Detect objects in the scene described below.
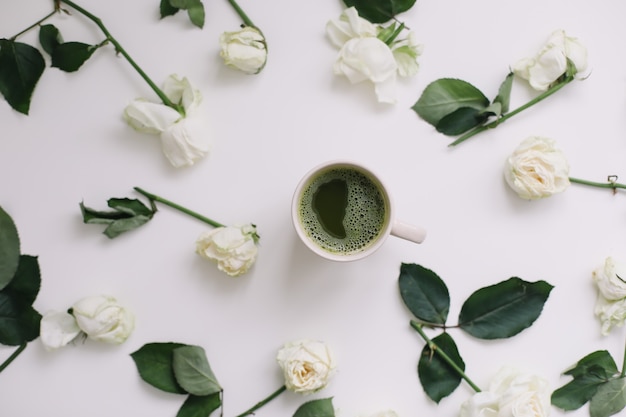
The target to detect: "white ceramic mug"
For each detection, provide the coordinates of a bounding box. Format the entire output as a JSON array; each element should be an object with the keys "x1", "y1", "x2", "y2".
[{"x1": 291, "y1": 160, "x2": 426, "y2": 262}]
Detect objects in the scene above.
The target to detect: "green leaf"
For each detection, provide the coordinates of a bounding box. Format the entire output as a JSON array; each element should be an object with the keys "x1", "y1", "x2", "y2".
[
  {"x1": 160, "y1": 0, "x2": 180, "y2": 18},
  {"x1": 80, "y1": 198, "x2": 155, "y2": 239},
  {"x1": 130, "y1": 342, "x2": 188, "y2": 394},
  {"x1": 293, "y1": 397, "x2": 335, "y2": 417},
  {"x1": 590, "y1": 377, "x2": 626, "y2": 417},
  {"x1": 398, "y1": 263, "x2": 449, "y2": 325},
  {"x1": 3, "y1": 255, "x2": 41, "y2": 306},
  {"x1": 565, "y1": 350, "x2": 619, "y2": 379},
  {"x1": 51, "y1": 42, "x2": 97, "y2": 72},
  {"x1": 39, "y1": 24, "x2": 63, "y2": 56},
  {"x1": 492, "y1": 72, "x2": 514, "y2": 114},
  {"x1": 173, "y1": 345, "x2": 221, "y2": 396},
  {"x1": 418, "y1": 332, "x2": 464, "y2": 403},
  {"x1": 458, "y1": 277, "x2": 553, "y2": 339},
  {"x1": 435, "y1": 107, "x2": 488, "y2": 135},
  {"x1": 552, "y1": 372, "x2": 613, "y2": 411},
  {"x1": 169, "y1": 0, "x2": 205, "y2": 28},
  {"x1": 176, "y1": 393, "x2": 222, "y2": 417},
  {"x1": 0, "y1": 206, "x2": 20, "y2": 291},
  {"x1": 0, "y1": 39, "x2": 45, "y2": 114},
  {"x1": 343, "y1": 0, "x2": 417, "y2": 23},
  {"x1": 411, "y1": 78, "x2": 489, "y2": 128},
  {"x1": 0, "y1": 293, "x2": 41, "y2": 345}
]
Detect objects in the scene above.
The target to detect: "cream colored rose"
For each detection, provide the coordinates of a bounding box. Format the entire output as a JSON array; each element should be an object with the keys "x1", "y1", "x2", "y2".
[
  {"x1": 40, "y1": 310, "x2": 81, "y2": 351},
  {"x1": 504, "y1": 136, "x2": 570, "y2": 200},
  {"x1": 513, "y1": 29, "x2": 588, "y2": 91},
  {"x1": 593, "y1": 257, "x2": 626, "y2": 300},
  {"x1": 71, "y1": 295, "x2": 135, "y2": 344},
  {"x1": 460, "y1": 367, "x2": 550, "y2": 417},
  {"x1": 594, "y1": 295, "x2": 626, "y2": 336},
  {"x1": 196, "y1": 224, "x2": 258, "y2": 277},
  {"x1": 276, "y1": 339, "x2": 335, "y2": 394},
  {"x1": 391, "y1": 30, "x2": 423, "y2": 78},
  {"x1": 326, "y1": 6, "x2": 377, "y2": 48},
  {"x1": 219, "y1": 26, "x2": 267, "y2": 75}
]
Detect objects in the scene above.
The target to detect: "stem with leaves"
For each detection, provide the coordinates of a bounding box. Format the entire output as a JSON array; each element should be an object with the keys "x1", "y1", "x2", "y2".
[
  {"x1": 0, "y1": 344, "x2": 27, "y2": 373},
  {"x1": 234, "y1": 385, "x2": 287, "y2": 417},
  {"x1": 410, "y1": 320, "x2": 482, "y2": 393}
]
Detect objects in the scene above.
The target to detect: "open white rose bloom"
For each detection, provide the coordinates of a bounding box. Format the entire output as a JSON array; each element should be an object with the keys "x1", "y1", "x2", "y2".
[
  {"x1": 592, "y1": 257, "x2": 626, "y2": 335},
  {"x1": 276, "y1": 339, "x2": 335, "y2": 394},
  {"x1": 195, "y1": 224, "x2": 259, "y2": 277},
  {"x1": 71, "y1": 295, "x2": 135, "y2": 344},
  {"x1": 123, "y1": 74, "x2": 210, "y2": 168}
]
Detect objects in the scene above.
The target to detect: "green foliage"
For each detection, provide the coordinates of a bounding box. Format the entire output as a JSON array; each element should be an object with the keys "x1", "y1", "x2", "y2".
[
  {"x1": 131, "y1": 342, "x2": 188, "y2": 394},
  {"x1": 162, "y1": 0, "x2": 205, "y2": 28},
  {"x1": 177, "y1": 394, "x2": 222, "y2": 417},
  {"x1": 590, "y1": 378, "x2": 626, "y2": 417},
  {"x1": 418, "y1": 332, "x2": 464, "y2": 403},
  {"x1": 0, "y1": 207, "x2": 20, "y2": 290},
  {"x1": 172, "y1": 345, "x2": 222, "y2": 396},
  {"x1": 0, "y1": 39, "x2": 45, "y2": 114},
  {"x1": 399, "y1": 263, "x2": 449, "y2": 325},
  {"x1": 39, "y1": 24, "x2": 63, "y2": 55},
  {"x1": 80, "y1": 197, "x2": 156, "y2": 238},
  {"x1": 51, "y1": 41, "x2": 97, "y2": 72},
  {"x1": 343, "y1": 0, "x2": 416, "y2": 23},
  {"x1": 293, "y1": 398, "x2": 335, "y2": 417}
]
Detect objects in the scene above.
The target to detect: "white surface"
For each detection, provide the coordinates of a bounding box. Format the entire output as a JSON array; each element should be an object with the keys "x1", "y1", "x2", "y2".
[{"x1": 2, "y1": 0, "x2": 626, "y2": 416}]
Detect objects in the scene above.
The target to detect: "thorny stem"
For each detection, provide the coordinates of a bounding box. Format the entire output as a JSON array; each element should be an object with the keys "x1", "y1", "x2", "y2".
[
  {"x1": 56, "y1": 0, "x2": 183, "y2": 115},
  {"x1": 10, "y1": 10, "x2": 57, "y2": 40},
  {"x1": 569, "y1": 176, "x2": 626, "y2": 193},
  {"x1": 410, "y1": 320, "x2": 482, "y2": 393},
  {"x1": 133, "y1": 187, "x2": 224, "y2": 228},
  {"x1": 0, "y1": 343, "x2": 27, "y2": 373},
  {"x1": 234, "y1": 385, "x2": 287, "y2": 417}
]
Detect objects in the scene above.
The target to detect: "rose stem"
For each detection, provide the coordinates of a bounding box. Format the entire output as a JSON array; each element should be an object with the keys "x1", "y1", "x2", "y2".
[
  {"x1": 57, "y1": 0, "x2": 183, "y2": 115},
  {"x1": 569, "y1": 177, "x2": 626, "y2": 191},
  {"x1": 410, "y1": 320, "x2": 482, "y2": 393},
  {"x1": 133, "y1": 187, "x2": 224, "y2": 228},
  {"x1": 234, "y1": 385, "x2": 287, "y2": 417},
  {"x1": 226, "y1": 0, "x2": 256, "y2": 28},
  {"x1": 9, "y1": 10, "x2": 57, "y2": 40},
  {"x1": 0, "y1": 343, "x2": 27, "y2": 373}
]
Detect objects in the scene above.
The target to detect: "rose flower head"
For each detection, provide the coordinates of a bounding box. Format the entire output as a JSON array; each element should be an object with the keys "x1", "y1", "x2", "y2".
[{"x1": 276, "y1": 339, "x2": 335, "y2": 394}]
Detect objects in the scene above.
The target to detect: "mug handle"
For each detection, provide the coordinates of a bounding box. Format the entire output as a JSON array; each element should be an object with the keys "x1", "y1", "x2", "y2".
[{"x1": 391, "y1": 220, "x2": 427, "y2": 244}]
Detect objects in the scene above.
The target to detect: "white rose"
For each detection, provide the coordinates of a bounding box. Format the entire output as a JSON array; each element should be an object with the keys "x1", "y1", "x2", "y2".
[
  {"x1": 123, "y1": 74, "x2": 210, "y2": 168},
  {"x1": 461, "y1": 367, "x2": 550, "y2": 417},
  {"x1": 594, "y1": 295, "x2": 626, "y2": 336},
  {"x1": 592, "y1": 257, "x2": 626, "y2": 300},
  {"x1": 391, "y1": 30, "x2": 424, "y2": 77},
  {"x1": 326, "y1": 6, "x2": 377, "y2": 48},
  {"x1": 276, "y1": 339, "x2": 335, "y2": 394},
  {"x1": 39, "y1": 310, "x2": 81, "y2": 351},
  {"x1": 513, "y1": 29, "x2": 588, "y2": 91},
  {"x1": 71, "y1": 295, "x2": 135, "y2": 344},
  {"x1": 219, "y1": 26, "x2": 267, "y2": 75},
  {"x1": 504, "y1": 136, "x2": 570, "y2": 200},
  {"x1": 196, "y1": 224, "x2": 259, "y2": 277},
  {"x1": 333, "y1": 36, "x2": 398, "y2": 103}
]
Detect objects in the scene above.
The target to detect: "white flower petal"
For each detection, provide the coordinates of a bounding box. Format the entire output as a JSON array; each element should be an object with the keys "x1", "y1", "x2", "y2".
[
  {"x1": 40, "y1": 310, "x2": 81, "y2": 351},
  {"x1": 123, "y1": 99, "x2": 181, "y2": 134}
]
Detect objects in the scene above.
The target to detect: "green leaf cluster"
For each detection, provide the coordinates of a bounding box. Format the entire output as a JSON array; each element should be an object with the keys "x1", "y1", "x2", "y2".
[
  {"x1": 343, "y1": 0, "x2": 417, "y2": 23},
  {"x1": 131, "y1": 342, "x2": 222, "y2": 417},
  {"x1": 80, "y1": 197, "x2": 156, "y2": 239},
  {"x1": 0, "y1": 207, "x2": 42, "y2": 347},
  {"x1": 159, "y1": 0, "x2": 205, "y2": 28},
  {"x1": 0, "y1": 24, "x2": 101, "y2": 114},
  {"x1": 398, "y1": 263, "x2": 553, "y2": 403},
  {"x1": 552, "y1": 350, "x2": 626, "y2": 417}
]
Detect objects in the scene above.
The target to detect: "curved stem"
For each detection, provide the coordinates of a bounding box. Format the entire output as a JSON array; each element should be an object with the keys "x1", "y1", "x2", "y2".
[
  {"x1": 449, "y1": 78, "x2": 573, "y2": 147},
  {"x1": 226, "y1": 0, "x2": 256, "y2": 28},
  {"x1": 234, "y1": 385, "x2": 287, "y2": 417},
  {"x1": 569, "y1": 177, "x2": 626, "y2": 192},
  {"x1": 621, "y1": 336, "x2": 626, "y2": 378},
  {"x1": 58, "y1": 0, "x2": 182, "y2": 114},
  {"x1": 0, "y1": 343, "x2": 27, "y2": 373},
  {"x1": 10, "y1": 10, "x2": 57, "y2": 40},
  {"x1": 133, "y1": 187, "x2": 224, "y2": 228},
  {"x1": 410, "y1": 320, "x2": 482, "y2": 393}
]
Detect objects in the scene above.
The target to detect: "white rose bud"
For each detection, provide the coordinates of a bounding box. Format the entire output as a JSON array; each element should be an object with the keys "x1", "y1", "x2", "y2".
[
  {"x1": 71, "y1": 295, "x2": 135, "y2": 344},
  {"x1": 219, "y1": 26, "x2": 267, "y2": 75},
  {"x1": 504, "y1": 136, "x2": 570, "y2": 200},
  {"x1": 276, "y1": 339, "x2": 335, "y2": 394},
  {"x1": 513, "y1": 29, "x2": 588, "y2": 91},
  {"x1": 39, "y1": 310, "x2": 81, "y2": 351},
  {"x1": 196, "y1": 224, "x2": 259, "y2": 277}
]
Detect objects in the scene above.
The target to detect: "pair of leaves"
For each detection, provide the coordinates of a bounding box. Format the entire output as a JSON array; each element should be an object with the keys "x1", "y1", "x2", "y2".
[
  {"x1": 552, "y1": 350, "x2": 626, "y2": 417},
  {"x1": 0, "y1": 207, "x2": 42, "y2": 346},
  {"x1": 411, "y1": 73, "x2": 513, "y2": 137},
  {"x1": 160, "y1": 0, "x2": 205, "y2": 29},
  {"x1": 0, "y1": 24, "x2": 99, "y2": 114},
  {"x1": 131, "y1": 342, "x2": 222, "y2": 417},
  {"x1": 343, "y1": 0, "x2": 416, "y2": 23},
  {"x1": 399, "y1": 263, "x2": 553, "y2": 402},
  {"x1": 80, "y1": 198, "x2": 156, "y2": 239}
]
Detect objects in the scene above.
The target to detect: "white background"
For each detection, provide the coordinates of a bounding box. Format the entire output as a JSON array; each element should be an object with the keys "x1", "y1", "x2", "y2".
[{"x1": 2, "y1": 0, "x2": 626, "y2": 416}]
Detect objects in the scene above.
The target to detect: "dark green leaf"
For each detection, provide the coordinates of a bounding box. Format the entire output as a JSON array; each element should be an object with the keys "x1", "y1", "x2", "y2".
[
  {"x1": 130, "y1": 342, "x2": 188, "y2": 394},
  {"x1": 39, "y1": 24, "x2": 63, "y2": 56},
  {"x1": 169, "y1": 0, "x2": 205, "y2": 28},
  {"x1": 411, "y1": 78, "x2": 489, "y2": 128},
  {"x1": 0, "y1": 39, "x2": 45, "y2": 114},
  {"x1": 0, "y1": 293, "x2": 41, "y2": 345},
  {"x1": 418, "y1": 332, "x2": 464, "y2": 403},
  {"x1": 3, "y1": 255, "x2": 41, "y2": 306},
  {"x1": 51, "y1": 42, "x2": 97, "y2": 72},
  {"x1": 108, "y1": 198, "x2": 155, "y2": 217},
  {"x1": 173, "y1": 345, "x2": 221, "y2": 396},
  {"x1": 435, "y1": 107, "x2": 488, "y2": 135},
  {"x1": 590, "y1": 377, "x2": 626, "y2": 417},
  {"x1": 176, "y1": 393, "x2": 222, "y2": 417},
  {"x1": 493, "y1": 72, "x2": 514, "y2": 114},
  {"x1": 565, "y1": 350, "x2": 619, "y2": 379},
  {"x1": 0, "y1": 206, "x2": 20, "y2": 290},
  {"x1": 343, "y1": 0, "x2": 416, "y2": 23},
  {"x1": 458, "y1": 277, "x2": 553, "y2": 339},
  {"x1": 293, "y1": 397, "x2": 335, "y2": 417},
  {"x1": 552, "y1": 372, "x2": 612, "y2": 411},
  {"x1": 160, "y1": 0, "x2": 180, "y2": 18},
  {"x1": 399, "y1": 263, "x2": 449, "y2": 325},
  {"x1": 80, "y1": 198, "x2": 155, "y2": 239}
]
